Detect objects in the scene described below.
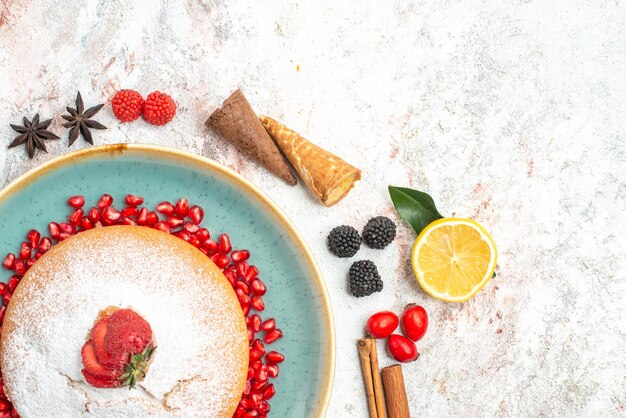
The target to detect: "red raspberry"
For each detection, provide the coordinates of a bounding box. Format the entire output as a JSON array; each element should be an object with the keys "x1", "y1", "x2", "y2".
[
  {"x1": 111, "y1": 89, "x2": 144, "y2": 122},
  {"x1": 143, "y1": 91, "x2": 176, "y2": 126}
]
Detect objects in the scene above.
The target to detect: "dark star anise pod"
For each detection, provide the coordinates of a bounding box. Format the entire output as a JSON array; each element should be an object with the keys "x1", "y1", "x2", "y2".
[
  {"x1": 62, "y1": 91, "x2": 106, "y2": 146},
  {"x1": 9, "y1": 114, "x2": 60, "y2": 159}
]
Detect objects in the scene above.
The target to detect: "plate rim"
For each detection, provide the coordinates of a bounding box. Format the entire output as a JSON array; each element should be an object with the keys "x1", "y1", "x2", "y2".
[{"x1": 0, "y1": 143, "x2": 335, "y2": 417}]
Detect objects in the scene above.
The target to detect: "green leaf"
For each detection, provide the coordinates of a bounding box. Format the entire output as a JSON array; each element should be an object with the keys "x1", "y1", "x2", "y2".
[{"x1": 388, "y1": 186, "x2": 444, "y2": 234}]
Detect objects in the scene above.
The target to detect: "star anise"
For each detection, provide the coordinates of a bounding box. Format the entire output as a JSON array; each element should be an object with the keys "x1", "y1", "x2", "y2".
[
  {"x1": 62, "y1": 91, "x2": 107, "y2": 146},
  {"x1": 9, "y1": 114, "x2": 60, "y2": 159}
]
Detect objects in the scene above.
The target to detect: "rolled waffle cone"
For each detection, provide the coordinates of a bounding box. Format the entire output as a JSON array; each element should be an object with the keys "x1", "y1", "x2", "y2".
[
  {"x1": 206, "y1": 89, "x2": 297, "y2": 186},
  {"x1": 260, "y1": 115, "x2": 361, "y2": 206}
]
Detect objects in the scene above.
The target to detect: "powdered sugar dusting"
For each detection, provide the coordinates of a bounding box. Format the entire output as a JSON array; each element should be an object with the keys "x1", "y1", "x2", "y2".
[{"x1": 0, "y1": 226, "x2": 248, "y2": 417}]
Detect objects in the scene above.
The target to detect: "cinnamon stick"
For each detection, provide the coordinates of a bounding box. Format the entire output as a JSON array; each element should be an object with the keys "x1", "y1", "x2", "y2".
[
  {"x1": 369, "y1": 339, "x2": 387, "y2": 418},
  {"x1": 381, "y1": 365, "x2": 411, "y2": 418},
  {"x1": 357, "y1": 339, "x2": 378, "y2": 418}
]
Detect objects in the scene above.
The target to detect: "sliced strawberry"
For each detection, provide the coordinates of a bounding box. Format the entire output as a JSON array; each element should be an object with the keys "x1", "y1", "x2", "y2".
[
  {"x1": 81, "y1": 341, "x2": 120, "y2": 379},
  {"x1": 105, "y1": 309, "x2": 152, "y2": 355},
  {"x1": 92, "y1": 318, "x2": 111, "y2": 364},
  {"x1": 82, "y1": 369, "x2": 120, "y2": 388}
]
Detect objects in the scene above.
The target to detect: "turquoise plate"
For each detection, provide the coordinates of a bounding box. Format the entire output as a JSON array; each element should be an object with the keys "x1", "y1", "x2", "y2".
[{"x1": 0, "y1": 144, "x2": 335, "y2": 417}]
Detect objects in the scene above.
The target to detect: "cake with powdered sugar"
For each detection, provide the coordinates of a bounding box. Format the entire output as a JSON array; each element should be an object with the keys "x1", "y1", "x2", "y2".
[{"x1": 0, "y1": 226, "x2": 248, "y2": 417}]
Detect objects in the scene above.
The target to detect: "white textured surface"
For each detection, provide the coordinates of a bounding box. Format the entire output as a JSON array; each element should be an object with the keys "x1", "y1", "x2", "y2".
[{"x1": 0, "y1": 1, "x2": 624, "y2": 417}]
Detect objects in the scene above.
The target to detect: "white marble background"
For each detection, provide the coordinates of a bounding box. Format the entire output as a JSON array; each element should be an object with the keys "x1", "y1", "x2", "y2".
[{"x1": 0, "y1": 1, "x2": 624, "y2": 417}]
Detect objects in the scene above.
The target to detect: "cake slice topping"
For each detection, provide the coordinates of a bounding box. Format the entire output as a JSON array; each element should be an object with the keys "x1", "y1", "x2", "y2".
[{"x1": 81, "y1": 308, "x2": 155, "y2": 389}]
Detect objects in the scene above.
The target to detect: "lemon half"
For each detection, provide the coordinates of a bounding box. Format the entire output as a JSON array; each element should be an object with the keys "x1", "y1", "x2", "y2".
[{"x1": 411, "y1": 218, "x2": 497, "y2": 303}]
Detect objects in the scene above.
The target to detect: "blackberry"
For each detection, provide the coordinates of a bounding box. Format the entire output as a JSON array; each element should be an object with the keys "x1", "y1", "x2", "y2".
[
  {"x1": 327, "y1": 225, "x2": 361, "y2": 258},
  {"x1": 349, "y1": 260, "x2": 383, "y2": 297},
  {"x1": 362, "y1": 216, "x2": 396, "y2": 249}
]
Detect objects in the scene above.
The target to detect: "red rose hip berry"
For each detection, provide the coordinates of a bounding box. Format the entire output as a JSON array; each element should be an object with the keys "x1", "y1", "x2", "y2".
[
  {"x1": 365, "y1": 311, "x2": 399, "y2": 339},
  {"x1": 143, "y1": 91, "x2": 176, "y2": 126},
  {"x1": 401, "y1": 304, "x2": 428, "y2": 342},
  {"x1": 387, "y1": 334, "x2": 419, "y2": 363},
  {"x1": 112, "y1": 89, "x2": 144, "y2": 123}
]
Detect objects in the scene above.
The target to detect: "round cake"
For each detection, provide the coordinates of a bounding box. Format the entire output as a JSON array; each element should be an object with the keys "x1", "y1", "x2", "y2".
[{"x1": 0, "y1": 226, "x2": 248, "y2": 417}]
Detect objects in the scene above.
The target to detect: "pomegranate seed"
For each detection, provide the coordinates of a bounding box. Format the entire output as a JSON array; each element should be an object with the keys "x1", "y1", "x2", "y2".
[
  {"x1": 211, "y1": 253, "x2": 229, "y2": 269},
  {"x1": 261, "y1": 318, "x2": 276, "y2": 333},
  {"x1": 18, "y1": 242, "x2": 31, "y2": 260},
  {"x1": 219, "y1": 234, "x2": 232, "y2": 254},
  {"x1": 239, "y1": 398, "x2": 253, "y2": 410},
  {"x1": 3, "y1": 294, "x2": 11, "y2": 305},
  {"x1": 247, "y1": 367, "x2": 255, "y2": 380},
  {"x1": 167, "y1": 216, "x2": 184, "y2": 228},
  {"x1": 59, "y1": 223, "x2": 75, "y2": 234},
  {"x1": 155, "y1": 201, "x2": 175, "y2": 215},
  {"x1": 250, "y1": 349, "x2": 262, "y2": 362},
  {"x1": 189, "y1": 237, "x2": 201, "y2": 248},
  {"x1": 267, "y1": 364, "x2": 279, "y2": 378},
  {"x1": 26, "y1": 230, "x2": 40, "y2": 248},
  {"x1": 25, "y1": 258, "x2": 36, "y2": 269},
  {"x1": 67, "y1": 195, "x2": 85, "y2": 208},
  {"x1": 244, "y1": 410, "x2": 259, "y2": 417},
  {"x1": 87, "y1": 207, "x2": 101, "y2": 222},
  {"x1": 0, "y1": 399, "x2": 10, "y2": 412},
  {"x1": 0, "y1": 306, "x2": 5, "y2": 322},
  {"x1": 175, "y1": 198, "x2": 189, "y2": 217},
  {"x1": 256, "y1": 364, "x2": 269, "y2": 382},
  {"x1": 7, "y1": 276, "x2": 19, "y2": 292},
  {"x1": 231, "y1": 249, "x2": 250, "y2": 262},
  {"x1": 102, "y1": 206, "x2": 121, "y2": 223},
  {"x1": 153, "y1": 222, "x2": 171, "y2": 234},
  {"x1": 121, "y1": 217, "x2": 137, "y2": 225},
  {"x1": 236, "y1": 288, "x2": 251, "y2": 309},
  {"x1": 175, "y1": 231, "x2": 192, "y2": 242},
  {"x1": 251, "y1": 338, "x2": 265, "y2": 354},
  {"x1": 251, "y1": 295, "x2": 265, "y2": 312},
  {"x1": 183, "y1": 222, "x2": 200, "y2": 234},
  {"x1": 2, "y1": 254, "x2": 15, "y2": 270},
  {"x1": 250, "y1": 392, "x2": 262, "y2": 405},
  {"x1": 68, "y1": 209, "x2": 84, "y2": 226},
  {"x1": 13, "y1": 260, "x2": 25, "y2": 275},
  {"x1": 235, "y1": 406, "x2": 246, "y2": 418},
  {"x1": 249, "y1": 315, "x2": 262, "y2": 333},
  {"x1": 38, "y1": 237, "x2": 52, "y2": 253},
  {"x1": 243, "y1": 380, "x2": 252, "y2": 395},
  {"x1": 97, "y1": 194, "x2": 113, "y2": 209},
  {"x1": 197, "y1": 228, "x2": 210, "y2": 242},
  {"x1": 245, "y1": 266, "x2": 259, "y2": 282},
  {"x1": 145, "y1": 212, "x2": 159, "y2": 225},
  {"x1": 80, "y1": 217, "x2": 94, "y2": 229},
  {"x1": 189, "y1": 205, "x2": 204, "y2": 224},
  {"x1": 251, "y1": 379, "x2": 267, "y2": 391},
  {"x1": 0, "y1": 283, "x2": 7, "y2": 296},
  {"x1": 48, "y1": 222, "x2": 61, "y2": 239},
  {"x1": 120, "y1": 207, "x2": 137, "y2": 218},
  {"x1": 135, "y1": 207, "x2": 148, "y2": 224},
  {"x1": 264, "y1": 329, "x2": 283, "y2": 344},
  {"x1": 57, "y1": 232, "x2": 72, "y2": 241},
  {"x1": 242, "y1": 304, "x2": 251, "y2": 317},
  {"x1": 251, "y1": 279, "x2": 267, "y2": 296},
  {"x1": 203, "y1": 239, "x2": 219, "y2": 253},
  {"x1": 258, "y1": 400, "x2": 271, "y2": 412},
  {"x1": 223, "y1": 269, "x2": 237, "y2": 285},
  {"x1": 265, "y1": 351, "x2": 284, "y2": 364},
  {"x1": 235, "y1": 280, "x2": 250, "y2": 295},
  {"x1": 247, "y1": 329, "x2": 254, "y2": 342},
  {"x1": 236, "y1": 261, "x2": 249, "y2": 278},
  {"x1": 125, "y1": 194, "x2": 144, "y2": 206},
  {"x1": 262, "y1": 384, "x2": 276, "y2": 400}
]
